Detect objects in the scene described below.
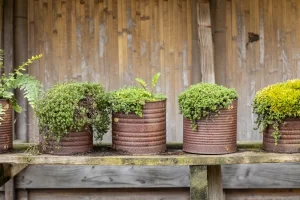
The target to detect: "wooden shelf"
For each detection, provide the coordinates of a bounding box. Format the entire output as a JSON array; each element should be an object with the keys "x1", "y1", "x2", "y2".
[{"x1": 0, "y1": 143, "x2": 299, "y2": 166}]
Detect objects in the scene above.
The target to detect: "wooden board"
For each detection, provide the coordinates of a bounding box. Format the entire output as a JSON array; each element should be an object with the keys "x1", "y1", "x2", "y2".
[
  {"x1": 16, "y1": 166, "x2": 189, "y2": 189},
  {"x1": 12, "y1": 163, "x2": 300, "y2": 189},
  {"x1": 27, "y1": 0, "x2": 195, "y2": 143},
  {"x1": 225, "y1": 189, "x2": 300, "y2": 200},
  {"x1": 27, "y1": 188, "x2": 189, "y2": 200}
]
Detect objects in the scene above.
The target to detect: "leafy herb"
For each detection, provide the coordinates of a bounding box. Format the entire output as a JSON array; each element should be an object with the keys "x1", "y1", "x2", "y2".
[
  {"x1": 110, "y1": 73, "x2": 166, "y2": 117},
  {"x1": 0, "y1": 50, "x2": 42, "y2": 120},
  {"x1": 253, "y1": 79, "x2": 300, "y2": 144},
  {"x1": 35, "y1": 82, "x2": 111, "y2": 142},
  {"x1": 178, "y1": 83, "x2": 238, "y2": 130}
]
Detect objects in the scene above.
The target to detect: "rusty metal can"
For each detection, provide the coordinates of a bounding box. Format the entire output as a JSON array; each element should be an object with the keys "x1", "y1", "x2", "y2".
[
  {"x1": 183, "y1": 100, "x2": 237, "y2": 154},
  {"x1": 0, "y1": 99, "x2": 12, "y2": 153},
  {"x1": 112, "y1": 100, "x2": 166, "y2": 155}
]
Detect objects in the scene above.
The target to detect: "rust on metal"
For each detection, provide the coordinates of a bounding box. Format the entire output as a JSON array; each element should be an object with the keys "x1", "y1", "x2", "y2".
[
  {"x1": 42, "y1": 131, "x2": 93, "y2": 155},
  {"x1": 112, "y1": 100, "x2": 166, "y2": 155},
  {"x1": 183, "y1": 100, "x2": 237, "y2": 155},
  {"x1": 0, "y1": 100, "x2": 12, "y2": 153},
  {"x1": 263, "y1": 118, "x2": 300, "y2": 153}
]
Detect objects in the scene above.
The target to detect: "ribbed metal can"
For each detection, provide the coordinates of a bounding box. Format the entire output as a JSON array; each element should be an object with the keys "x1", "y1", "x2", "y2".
[
  {"x1": 112, "y1": 100, "x2": 166, "y2": 155},
  {"x1": 0, "y1": 99, "x2": 12, "y2": 153},
  {"x1": 42, "y1": 131, "x2": 93, "y2": 155},
  {"x1": 183, "y1": 100, "x2": 237, "y2": 154},
  {"x1": 263, "y1": 118, "x2": 300, "y2": 153}
]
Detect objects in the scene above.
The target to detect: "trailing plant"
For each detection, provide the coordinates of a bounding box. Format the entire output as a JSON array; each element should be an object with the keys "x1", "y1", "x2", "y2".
[
  {"x1": 178, "y1": 83, "x2": 238, "y2": 130},
  {"x1": 35, "y1": 82, "x2": 111, "y2": 142},
  {"x1": 0, "y1": 50, "x2": 42, "y2": 119},
  {"x1": 110, "y1": 73, "x2": 166, "y2": 117},
  {"x1": 253, "y1": 79, "x2": 300, "y2": 144}
]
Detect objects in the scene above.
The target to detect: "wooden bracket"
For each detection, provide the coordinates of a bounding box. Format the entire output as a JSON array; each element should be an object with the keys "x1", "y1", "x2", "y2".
[{"x1": 0, "y1": 164, "x2": 28, "y2": 187}]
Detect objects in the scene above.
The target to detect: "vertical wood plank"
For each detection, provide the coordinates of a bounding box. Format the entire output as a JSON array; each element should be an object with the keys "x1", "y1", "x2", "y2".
[
  {"x1": 190, "y1": 165, "x2": 208, "y2": 200},
  {"x1": 208, "y1": 165, "x2": 224, "y2": 200},
  {"x1": 14, "y1": 0, "x2": 28, "y2": 142},
  {"x1": 18, "y1": 189, "x2": 28, "y2": 200},
  {"x1": 4, "y1": 179, "x2": 14, "y2": 200},
  {"x1": 197, "y1": 0, "x2": 215, "y2": 83},
  {"x1": 212, "y1": 0, "x2": 226, "y2": 86},
  {"x1": 0, "y1": 0, "x2": 3, "y2": 50},
  {"x1": 3, "y1": 0, "x2": 14, "y2": 75}
]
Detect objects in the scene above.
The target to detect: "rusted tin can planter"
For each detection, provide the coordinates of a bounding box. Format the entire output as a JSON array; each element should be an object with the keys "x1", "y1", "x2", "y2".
[
  {"x1": 0, "y1": 100, "x2": 12, "y2": 153},
  {"x1": 112, "y1": 100, "x2": 166, "y2": 155},
  {"x1": 41, "y1": 131, "x2": 93, "y2": 155},
  {"x1": 263, "y1": 118, "x2": 300, "y2": 153},
  {"x1": 183, "y1": 100, "x2": 237, "y2": 154}
]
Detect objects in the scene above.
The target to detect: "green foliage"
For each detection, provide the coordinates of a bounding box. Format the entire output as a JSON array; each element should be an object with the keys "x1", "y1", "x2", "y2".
[
  {"x1": 110, "y1": 73, "x2": 166, "y2": 117},
  {"x1": 253, "y1": 79, "x2": 300, "y2": 144},
  {"x1": 0, "y1": 50, "x2": 42, "y2": 120},
  {"x1": 178, "y1": 83, "x2": 238, "y2": 130},
  {"x1": 35, "y1": 82, "x2": 111, "y2": 142}
]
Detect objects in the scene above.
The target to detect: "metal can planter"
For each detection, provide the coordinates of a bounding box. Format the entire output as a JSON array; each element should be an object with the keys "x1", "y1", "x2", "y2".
[
  {"x1": 0, "y1": 100, "x2": 12, "y2": 153},
  {"x1": 112, "y1": 100, "x2": 166, "y2": 155},
  {"x1": 41, "y1": 131, "x2": 93, "y2": 155},
  {"x1": 263, "y1": 118, "x2": 300, "y2": 153},
  {"x1": 183, "y1": 100, "x2": 237, "y2": 154}
]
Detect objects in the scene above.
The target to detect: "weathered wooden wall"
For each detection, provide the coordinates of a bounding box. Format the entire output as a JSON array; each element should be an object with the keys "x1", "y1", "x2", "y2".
[
  {"x1": 214, "y1": 0, "x2": 300, "y2": 141},
  {"x1": 27, "y1": 0, "x2": 195, "y2": 142}
]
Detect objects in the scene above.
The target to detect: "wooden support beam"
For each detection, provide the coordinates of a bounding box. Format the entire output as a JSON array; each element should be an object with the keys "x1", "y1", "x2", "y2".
[
  {"x1": 0, "y1": 164, "x2": 28, "y2": 187},
  {"x1": 14, "y1": 0, "x2": 29, "y2": 142},
  {"x1": 197, "y1": 0, "x2": 215, "y2": 83},
  {"x1": 3, "y1": 0, "x2": 14, "y2": 75},
  {"x1": 208, "y1": 165, "x2": 225, "y2": 200},
  {"x1": 190, "y1": 165, "x2": 208, "y2": 200}
]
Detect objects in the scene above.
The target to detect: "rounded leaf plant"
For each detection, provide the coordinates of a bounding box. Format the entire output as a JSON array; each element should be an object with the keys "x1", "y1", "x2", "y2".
[
  {"x1": 35, "y1": 82, "x2": 111, "y2": 142},
  {"x1": 110, "y1": 73, "x2": 166, "y2": 117},
  {"x1": 253, "y1": 79, "x2": 300, "y2": 144},
  {"x1": 178, "y1": 83, "x2": 238, "y2": 130}
]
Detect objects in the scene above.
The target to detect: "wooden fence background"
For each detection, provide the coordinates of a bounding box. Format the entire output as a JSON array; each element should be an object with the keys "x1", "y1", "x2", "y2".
[
  {"x1": 1, "y1": 0, "x2": 300, "y2": 199},
  {"x1": 27, "y1": 0, "x2": 199, "y2": 143}
]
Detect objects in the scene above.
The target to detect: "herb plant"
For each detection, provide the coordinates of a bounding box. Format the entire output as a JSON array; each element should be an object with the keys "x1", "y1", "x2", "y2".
[
  {"x1": 0, "y1": 50, "x2": 42, "y2": 118},
  {"x1": 110, "y1": 73, "x2": 166, "y2": 117},
  {"x1": 178, "y1": 83, "x2": 238, "y2": 130},
  {"x1": 35, "y1": 82, "x2": 111, "y2": 142},
  {"x1": 253, "y1": 79, "x2": 300, "y2": 144}
]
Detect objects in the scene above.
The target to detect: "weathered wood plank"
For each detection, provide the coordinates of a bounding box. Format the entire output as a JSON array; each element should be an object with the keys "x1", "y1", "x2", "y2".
[
  {"x1": 4, "y1": 179, "x2": 13, "y2": 200},
  {"x1": 3, "y1": 0, "x2": 13, "y2": 75},
  {"x1": 190, "y1": 165, "x2": 207, "y2": 200},
  {"x1": 28, "y1": 188, "x2": 189, "y2": 200},
  {"x1": 197, "y1": 0, "x2": 215, "y2": 83},
  {"x1": 225, "y1": 189, "x2": 300, "y2": 200},
  {"x1": 208, "y1": 165, "x2": 224, "y2": 200},
  {"x1": 16, "y1": 166, "x2": 189, "y2": 188}
]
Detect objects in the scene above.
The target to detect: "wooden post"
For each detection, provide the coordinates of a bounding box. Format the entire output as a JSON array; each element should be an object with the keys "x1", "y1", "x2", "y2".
[
  {"x1": 197, "y1": 0, "x2": 215, "y2": 83},
  {"x1": 0, "y1": 0, "x2": 4, "y2": 50},
  {"x1": 208, "y1": 165, "x2": 224, "y2": 200},
  {"x1": 14, "y1": 0, "x2": 28, "y2": 142},
  {"x1": 3, "y1": 0, "x2": 14, "y2": 75},
  {"x1": 190, "y1": 165, "x2": 208, "y2": 200}
]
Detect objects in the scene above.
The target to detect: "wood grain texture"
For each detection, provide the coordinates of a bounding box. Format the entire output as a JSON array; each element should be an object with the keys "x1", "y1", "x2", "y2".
[
  {"x1": 16, "y1": 166, "x2": 189, "y2": 188},
  {"x1": 28, "y1": 0, "x2": 194, "y2": 143},
  {"x1": 225, "y1": 189, "x2": 300, "y2": 200},
  {"x1": 208, "y1": 165, "x2": 224, "y2": 200},
  {"x1": 4, "y1": 179, "x2": 14, "y2": 200},
  {"x1": 3, "y1": 0, "x2": 13, "y2": 75},
  {"x1": 27, "y1": 188, "x2": 189, "y2": 200},
  {"x1": 197, "y1": 0, "x2": 215, "y2": 83}
]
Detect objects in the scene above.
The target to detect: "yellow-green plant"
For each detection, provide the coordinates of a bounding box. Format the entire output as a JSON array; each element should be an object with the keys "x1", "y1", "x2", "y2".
[
  {"x1": 110, "y1": 73, "x2": 166, "y2": 117},
  {"x1": 36, "y1": 82, "x2": 111, "y2": 142},
  {"x1": 0, "y1": 50, "x2": 42, "y2": 119},
  {"x1": 253, "y1": 79, "x2": 300, "y2": 144},
  {"x1": 178, "y1": 83, "x2": 238, "y2": 130}
]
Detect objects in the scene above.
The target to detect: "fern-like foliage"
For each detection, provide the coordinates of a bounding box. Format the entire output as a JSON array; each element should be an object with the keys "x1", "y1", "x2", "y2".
[{"x1": 0, "y1": 50, "x2": 42, "y2": 119}]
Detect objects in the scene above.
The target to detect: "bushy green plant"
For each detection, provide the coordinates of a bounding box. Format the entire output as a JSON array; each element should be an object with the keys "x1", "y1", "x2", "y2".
[
  {"x1": 253, "y1": 79, "x2": 300, "y2": 144},
  {"x1": 0, "y1": 50, "x2": 42, "y2": 119},
  {"x1": 35, "y1": 82, "x2": 111, "y2": 142},
  {"x1": 110, "y1": 73, "x2": 166, "y2": 117},
  {"x1": 178, "y1": 83, "x2": 238, "y2": 130}
]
